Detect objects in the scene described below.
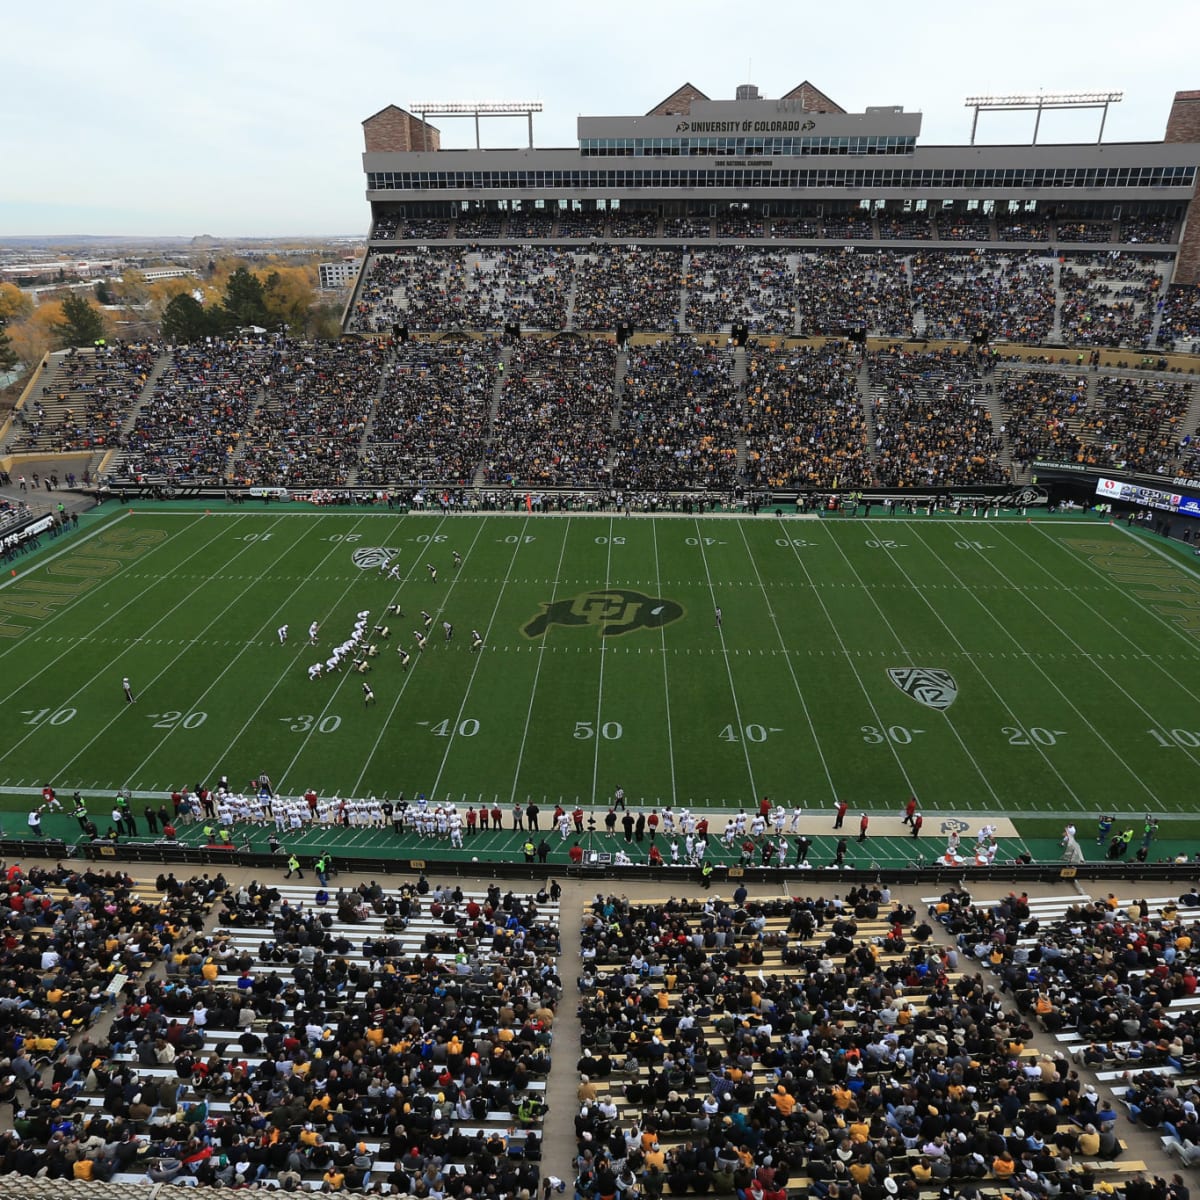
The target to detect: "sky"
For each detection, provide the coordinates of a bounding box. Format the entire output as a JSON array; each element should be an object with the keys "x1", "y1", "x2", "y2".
[{"x1": 2, "y1": 0, "x2": 1197, "y2": 238}]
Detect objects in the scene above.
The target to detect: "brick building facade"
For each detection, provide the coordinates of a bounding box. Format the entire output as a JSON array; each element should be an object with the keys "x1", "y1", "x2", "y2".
[{"x1": 1166, "y1": 92, "x2": 1200, "y2": 285}]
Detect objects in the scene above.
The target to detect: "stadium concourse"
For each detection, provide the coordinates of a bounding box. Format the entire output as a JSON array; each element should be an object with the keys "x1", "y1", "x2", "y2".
[{"x1": 0, "y1": 854, "x2": 1188, "y2": 1199}]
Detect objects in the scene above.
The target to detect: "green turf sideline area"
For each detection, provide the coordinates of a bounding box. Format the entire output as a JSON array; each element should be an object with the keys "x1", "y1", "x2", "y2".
[{"x1": 1, "y1": 509, "x2": 1199, "y2": 826}]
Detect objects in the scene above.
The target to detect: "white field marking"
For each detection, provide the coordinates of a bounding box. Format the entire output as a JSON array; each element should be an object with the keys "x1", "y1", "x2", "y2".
[
  {"x1": 693, "y1": 519, "x2": 757, "y2": 801},
  {"x1": 0, "y1": 510, "x2": 131, "y2": 597},
  {"x1": 273, "y1": 513, "x2": 456, "y2": 794},
  {"x1": 508, "y1": 519, "x2": 574, "y2": 804},
  {"x1": 350, "y1": 516, "x2": 487, "y2": 798},
  {"x1": 776, "y1": 528, "x2": 922, "y2": 799},
  {"x1": 1113, "y1": 520, "x2": 1200, "y2": 583},
  {"x1": 736, "y1": 521, "x2": 838, "y2": 804},
  {"x1": 831, "y1": 524, "x2": 1016, "y2": 806},
  {"x1": 35, "y1": 515, "x2": 298, "y2": 781},
  {"x1": 0, "y1": 514, "x2": 252, "y2": 742},
  {"x1": 1034, "y1": 526, "x2": 1200, "y2": 659},
  {"x1": 909, "y1": 522, "x2": 1167, "y2": 808},
  {"x1": 860, "y1": 521, "x2": 1084, "y2": 808},
  {"x1": 0, "y1": 513, "x2": 243, "y2": 699},
  {"x1": 130, "y1": 513, "x2": 377, "y2": 789},
  {"x1": 0, "y1": 510, "x2": 207, "y2": 672},
  {"x1": 590, "y1": 518, "x2": 615, "y2": 806},
  {"x1": 428, "y1": 519, "x2": 534, "y2": 802},
  {"x1": 977, "y1": 525, "x2": 1200, "y2": 781},
  {"x1": 649, "y1": 520, "x2": 679, "y2": 805}
]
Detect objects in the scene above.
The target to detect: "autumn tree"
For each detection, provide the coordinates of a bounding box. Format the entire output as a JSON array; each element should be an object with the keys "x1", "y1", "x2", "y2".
[
  {"x1": 53, "y1": 294, "x2": 106, "y2": 348},
  {"x1": 0, "y1": 325, "x2": 17, "y2": 373},
  {"x1": 0, "y1": 282, "x2": 33, "y2": 325},
  {"x1": 161, "y1": 293, "x2": 218, "y2": 343},
  {"x1": 262, "y1": 267, "x2": 315, "y2": 332},
  {"x1": 6, "y1": 301, "x2": 63, "y2": 366},
  {"x1": 221, "y1": 266, "x2": 271, "y2": 329}
]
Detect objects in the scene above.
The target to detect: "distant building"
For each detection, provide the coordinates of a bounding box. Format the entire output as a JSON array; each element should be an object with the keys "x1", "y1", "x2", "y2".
[{"x1": 318, "y1": 259, "x2": 361, "y2": 289}]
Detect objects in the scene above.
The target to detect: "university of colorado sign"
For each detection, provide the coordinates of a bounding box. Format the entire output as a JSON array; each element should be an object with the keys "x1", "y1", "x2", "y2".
[{"x1": 675, "y1": 119, "x2": 817, "y2": 134}]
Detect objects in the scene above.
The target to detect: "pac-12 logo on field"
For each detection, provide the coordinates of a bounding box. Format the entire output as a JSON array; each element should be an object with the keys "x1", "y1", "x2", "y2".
[
  {"x1": 351, "y1": 547, "x2": 399, "y2": 570},
  {"x1": 887, "y1": 667, "x2": 958, "y2": 710},
  {"x1": 523, "y1": 589, "x2": 684, "y2": 639}
]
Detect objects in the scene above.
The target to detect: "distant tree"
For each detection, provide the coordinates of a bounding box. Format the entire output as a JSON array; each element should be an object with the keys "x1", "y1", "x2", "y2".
[
  {"x1": 262, "y1": 268, "x2": 315, "y2": 332},
  {"x1": 0, "y1": 282, "x2": 33, "y2": 324},
  {"x1": 94, "y1": 280, "x2": 114, "y2": 306},
  {"x1": 0, "y1": 324, "x2": 18, "y2": 373},
  {"x1": 222, "y1": 266, "x2": 271, "y2": 329},
  {"x1": 160, "y1": 293, "x2": 216, "y2": 343},
  {"x1": 53, "y1": 294, "x2": 106, "y2": 348}
]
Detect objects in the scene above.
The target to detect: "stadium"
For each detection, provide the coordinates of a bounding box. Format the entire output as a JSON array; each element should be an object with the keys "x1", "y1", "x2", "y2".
[{"x1": 0, "y1": 79, "x2": 1199, "y2": 1198}]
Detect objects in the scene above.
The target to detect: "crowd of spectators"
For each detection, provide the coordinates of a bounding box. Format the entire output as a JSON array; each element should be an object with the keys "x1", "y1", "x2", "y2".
[
  {"x1": 12, "y1": 343, "x2": 161, "y2": 455},
  {"x1": 118, "y1": 338, "x2": 273, "y2": 484},
  {"x1": 999, "y1": 371, "x2": 1087, "y2": 467},
  {"x1": 933, "y1": 888, "x2": 1200, "y2": 1160},
  {"x1": 508, "y1": 212, "x2": 559, "y2": 240},
  {"x1": 998, "y1": 217, "x2": 1052, "y2": 243},
  {"x1": 485, "y1": 340, "x2": 617, "y2": 485},
  {"x1": 574, "y1": 250, "x2": 683, "y2": 332},
  {"x1": 1058, "y1": 257, "x2": 1164, "y2": 349},
  {"x1": 686, "y1": 251, "x2": 795, "y2": 334},
  {"x1": 349, "y1": 250, "x2": 474, "y2": 334},
  {"x1": 795, "y1": 251, "x2": 912, "y2": 338},
  {"x1": 241, "y1": 341, "x2": 388, "y2": 487},
  {"x1": 470, "y1": 249, "x2": 573, "y2": 330},
  {"x1": 558, "y1": 212, "x2": 610, "y2": 240},
  {"x1": 664, "y1": 217, "x2": 713, "y2": 240},
  {"x1": 0, "y1": 873, "x2": 558, "y2": 1193},
  {"x1": 1120, "y1": 217, "x2": 1178, "y2": 245},
  {"x1": 823, "y1": 212, "x2": 875, "y2": 241},
  {"x1": 879, "y1": 214, "x2": 934, "y2": 241},
  {"x1": 1057, "y1": 221, "x2": 1114, "y2": 245},
  {"x1": 1156, "y1": 286, "x2": 1200, "y2": 355},
  {"x1": 575, "y1": 888, "x2": 1139, "y2": 1200},
  {"x1": 371, "y1": 213, "x2": 449, "y2": 242},
  {"x1": 1078, "y1": 376, "x2": 1193, "y2": 474},
  {"x1": 911, "y1": 253, "x2": 1056, "y2": 344},
  {"x1": 608, "y1": 212, "x2": 663, "y2": 240},
  {"x1": 743, "y1": 343, "x2": 871, "y2": 489},
  {"x1": 612, "y1": 338, "x2": 739, "y2": 489},
  {"x1": 458, "y1": 213, "x2": 506, "y2": 240},
  {"x1": 868, "y1": 348, "x2": 1006, "y2": 487},
  {"x1": 360, "y1": 342, "x2": 499, "y2": 486},
  {"x1": 936, "y1": 215, "x2": 992, "y2": 243}
]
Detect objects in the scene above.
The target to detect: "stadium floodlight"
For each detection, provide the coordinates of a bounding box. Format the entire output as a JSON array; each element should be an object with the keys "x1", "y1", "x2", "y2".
[
  {"x1": 964, "y1": 91, "x2": 1123, "y2": 144},
  {"x1": 408, "y1": 101, "x2": 544, "y2": 148}
]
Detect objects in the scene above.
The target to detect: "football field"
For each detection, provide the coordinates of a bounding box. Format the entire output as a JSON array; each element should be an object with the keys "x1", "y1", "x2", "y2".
[{"x1": 2, "y1": 505, "x2": 1199, "y2": 826}]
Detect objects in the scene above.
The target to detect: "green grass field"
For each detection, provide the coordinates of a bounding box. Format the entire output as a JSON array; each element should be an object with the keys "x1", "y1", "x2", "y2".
[{"x1": 2, "y1": 506, "x2": 1200, "y2": 833}]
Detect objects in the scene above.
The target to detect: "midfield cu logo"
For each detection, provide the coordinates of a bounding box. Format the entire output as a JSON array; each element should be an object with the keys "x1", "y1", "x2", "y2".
[{"x1": 523, "y1": 589, "x2": 684, "y2": 639}]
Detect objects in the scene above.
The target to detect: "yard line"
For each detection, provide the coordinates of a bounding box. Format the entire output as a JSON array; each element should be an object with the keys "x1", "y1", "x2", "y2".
[
  {"x1": 649, "y1": 520, "x2": 678, "y2": 805},
  {"x1": 129, "y1": 513, "x2": 375, "y2": 789},
  {"x1": 2, "y1": 514, "x2": 271, "y2": 766},
  {"x1": 428, "y1": 519, "x2": 533, "y2": 803},
  {"x1": 825, "y1": 525, "x2": 1003, "y2": 806},
  {"x1": 776, "y1": 528, "x2": 923, "y2": 800},
  {"x1": 0, "y1": 513, "x2": 242, "y2": 689},
  {"x1": 860, "y1": 523, "x2": 1086, "y2": 809},
  {"x1": 952, "y1": 525, "x2": 1200, "y2": 786},
  {"x1": 508, "y1": 519, "x2": 574, "y2": 803},
  {"x1": 1038, "y1": 524, "x2": 1200, "y2": 661},
  {"x1": 275, "y1": 513, "x2": 456, "y2": 795},
  {"x1": 735, "y1": 521, "x2": 837, "y2": 804},
  {"x1": 348, "y1": 517, "x2": 486, "y2": 797},
  {"x1": 693, "y1": 519, "x2": 757, "y2": 802},
  {"x1": 590, "y1": 518, "x2": 615, "y2": 806}
]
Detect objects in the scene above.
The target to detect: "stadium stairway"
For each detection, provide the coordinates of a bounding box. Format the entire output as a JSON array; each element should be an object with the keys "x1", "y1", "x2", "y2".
[
  {"x1": 731, "y1": 345, "x2": 749, "y2": 478},
  {"x1": 858, "y1": 356, "x2": 881, "y2": 474},
  {"x1": 349, "y1": 343, "x2": 399, "y2": 486},
  {"x1": 476, "y1": 346, "x2": 514, "y2": 486},
  {"x1": 1180, "y1": 376, "x2": 1200, "y2": 446},
  {"x1": 677, "y1": 251, "x2": 691, "y2": 332},
  {"x1": 564, "y1": 261, "x2": 580, "y2": 330},
  {"x1": 1050, "y1": 257, "x2": 1066, "y2": 343},
  {"x1": 986, "y1": 388, "x2": 1016, "y2": 481}
]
